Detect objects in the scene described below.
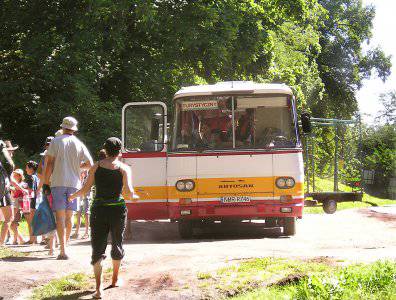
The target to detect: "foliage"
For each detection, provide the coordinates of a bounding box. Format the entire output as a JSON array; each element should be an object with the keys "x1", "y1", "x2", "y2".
[
  {"x1": 376, "y1": 90, "x2": 396, "y2": 125},
  {"x1": 198, "y1": 257, "x2": 396, "y2": 300},
  {"x1": 0, "y1": 0, "x2": 321, "y2": 157},
  {"x1": 361, "y1": 124, "x2": 396, "y2": 198},
  {"x1": 0, "y1": 246, "x2": 28, "y2": 259},
  {"x1": 311, "y1": 0, "x2": 391, "y2": 119},
  {"x1": 31, "y1": 273, "x2": 90, "y2": 300},
  {"x1": 0, "y1": 0, "x2": 390, "y2": 161}
]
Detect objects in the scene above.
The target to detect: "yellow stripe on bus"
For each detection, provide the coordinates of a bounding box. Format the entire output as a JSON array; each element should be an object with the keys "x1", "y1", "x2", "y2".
[{"x1": 124, "y1": 177, "x2": 303, "y2": 201}]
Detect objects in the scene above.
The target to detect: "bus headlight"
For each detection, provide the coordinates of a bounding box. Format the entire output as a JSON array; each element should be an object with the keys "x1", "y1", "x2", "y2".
[
  {"x1": 276, "y1": 177, "x2": 295, "y2": 189},
  {"x1": 176, "y1": 180, "x2": 195, "y2": 192},
  {"x1": 184, "y1": 181, "x2": 195, "y2": 191},
  {"x1": 176, "y1": 181, "x2": 186, "y2": 191}
]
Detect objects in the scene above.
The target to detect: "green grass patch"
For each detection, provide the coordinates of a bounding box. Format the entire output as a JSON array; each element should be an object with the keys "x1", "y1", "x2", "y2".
[
  {"x1": 0, "y1": 246, "x2": 28, "y2": 259},
  {"x1": 198, "y1": 272, "x2": 212, "y2": 280},
  {"x1": 198, "y1": 258, "x2": 396, "y2": 299},
  {"x1": 19, "y1": 218, "x2": 30, "y2": 236},
  {"x1": 31, "y1": 273, "x2": 91, "y2": 300},
  {"x1": 199, "y1": 257, "x2": 331, "y2": 298},
  {"x1": 304, "y1": 178, "x2": 395, "y2": 214}
]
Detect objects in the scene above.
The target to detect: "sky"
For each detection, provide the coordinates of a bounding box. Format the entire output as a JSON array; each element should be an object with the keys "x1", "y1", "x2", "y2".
[{"x1": 356, "y1": 0, "x2": 396, "y2": 124}]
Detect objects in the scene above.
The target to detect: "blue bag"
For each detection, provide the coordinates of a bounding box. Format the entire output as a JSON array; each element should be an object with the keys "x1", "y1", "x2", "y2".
[{"x1": 32, "y1": 194, "x2": 56, "y2": 236}]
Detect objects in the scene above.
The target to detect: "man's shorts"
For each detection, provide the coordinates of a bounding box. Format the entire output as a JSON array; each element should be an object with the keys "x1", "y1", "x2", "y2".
[{"x1": 51, "y1": 187, "x2": 78, "y2": 211}]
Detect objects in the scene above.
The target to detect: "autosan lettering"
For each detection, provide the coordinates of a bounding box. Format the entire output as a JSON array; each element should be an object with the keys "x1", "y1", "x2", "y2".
[{"x1": 218, "y1": 184, "x2": 254, "y2": 189}]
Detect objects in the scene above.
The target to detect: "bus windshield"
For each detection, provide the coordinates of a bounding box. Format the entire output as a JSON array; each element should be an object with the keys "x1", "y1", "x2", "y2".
[{"x1": 172, "y1": 95, "x2": 298, "y2": 151}]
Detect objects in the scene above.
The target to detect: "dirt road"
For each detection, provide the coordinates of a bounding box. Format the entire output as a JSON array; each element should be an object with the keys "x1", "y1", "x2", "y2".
[{"x1": 1, "y1": 207, "x2": 396, "y2": 300}]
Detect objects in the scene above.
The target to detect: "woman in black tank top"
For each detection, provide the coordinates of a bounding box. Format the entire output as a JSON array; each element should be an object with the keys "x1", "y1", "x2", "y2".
[{"x1": 69, "y1": 137, "x2": 135, "y2": 299}]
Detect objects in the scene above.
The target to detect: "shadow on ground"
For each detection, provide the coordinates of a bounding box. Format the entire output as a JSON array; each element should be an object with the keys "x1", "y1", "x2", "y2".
[
  {"x1": 39, "y1": 291, "x2": 93, "y2": 300},
  {"x1": 74, "y1": 221, "x2": 289, "y2": 246},
  {"x1": 360, "y1": 208, "x2": 396, "y2": 229},
  {"x1": 0, "y1": 256, "x2": 49, "y2": 262}
]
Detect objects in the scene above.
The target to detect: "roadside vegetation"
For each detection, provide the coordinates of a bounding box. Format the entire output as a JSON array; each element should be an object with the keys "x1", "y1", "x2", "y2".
[
  {"x1": 304, "y1": 178, "x2": 395, "y2": 214},
  {"x1": 0, "y1": 246, "x2": 28, "y2": 259},
  {"x1": 31, "y1": 273, "x2": 91, "y2": 300},
  {"x1": 30, "y1": 267, "x2": 114, "y2": 299},
  {"x1": 198, "y1": 257, "x2": 396, "y2": 299}
]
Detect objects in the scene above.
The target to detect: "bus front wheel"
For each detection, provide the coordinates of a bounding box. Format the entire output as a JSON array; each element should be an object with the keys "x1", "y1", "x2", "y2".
[
  {"x1": 178, "y1": 220, "x2": 193, "y2": 239},
  {"x1": 283, "y1": 217, "x2": 296, "y2": 236}
]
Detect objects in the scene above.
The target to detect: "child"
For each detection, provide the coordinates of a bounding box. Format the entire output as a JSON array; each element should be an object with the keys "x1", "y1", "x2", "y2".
[
  {"x1": 72, "y1": 170, "x2": 91, "y2": 239},
  {"x1": 25, "y1": 161, "x2": 39, "y2": 244},
  {"x1": 10, "y1": 169, "x2": 27, "y2": 244}
]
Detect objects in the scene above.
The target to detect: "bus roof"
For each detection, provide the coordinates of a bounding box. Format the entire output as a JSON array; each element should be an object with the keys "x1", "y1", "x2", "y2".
[{"x1": 174, "y1": 81, "x2": 293, "y2": 100}]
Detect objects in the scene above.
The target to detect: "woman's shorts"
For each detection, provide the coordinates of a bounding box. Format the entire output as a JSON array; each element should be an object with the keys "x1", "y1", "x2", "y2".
[{"x1": 0, "y1": 191, "x2": 12, "y2": 207}]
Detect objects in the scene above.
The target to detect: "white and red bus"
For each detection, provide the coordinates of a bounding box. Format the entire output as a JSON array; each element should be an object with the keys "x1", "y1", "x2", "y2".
[{"x1": 122, "y1": 81, "x2": 304, "y2": 238}]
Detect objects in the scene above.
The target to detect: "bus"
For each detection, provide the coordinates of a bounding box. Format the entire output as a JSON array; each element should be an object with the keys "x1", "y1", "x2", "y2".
[{"x1": 122, "y1": 81, "x2": 304, "y2": 238}]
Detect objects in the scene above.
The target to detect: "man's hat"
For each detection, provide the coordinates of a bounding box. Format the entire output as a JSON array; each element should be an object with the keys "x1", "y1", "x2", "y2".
[
  {"x1": 60, "y1": 116, "x2": 78, "y2": 131},
  {"x1": 4, "y1": 140, "x2": 18, "y2": 151}
]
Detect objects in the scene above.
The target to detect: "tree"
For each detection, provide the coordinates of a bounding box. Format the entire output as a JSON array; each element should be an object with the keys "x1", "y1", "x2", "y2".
[
  {"x1": 362, "y1": 124, "x2": 396, "y2": 198},
  {"x1": 376, "y1": 91, "x2": 396, "y2": 125},
  {"x1": 310, "y1": 0, "x2": 391, "y2": 118},
  {"x1": 0, "y1": 0, "x2": 323, "y2": 156}
]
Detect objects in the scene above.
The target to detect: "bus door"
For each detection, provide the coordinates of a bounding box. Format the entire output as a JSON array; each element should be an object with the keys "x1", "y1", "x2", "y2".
[{"x1": 122, "y1": 102, "x2": 168, "y2": 220}]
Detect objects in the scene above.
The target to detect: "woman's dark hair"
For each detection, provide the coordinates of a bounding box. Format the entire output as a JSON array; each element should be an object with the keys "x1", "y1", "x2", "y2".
[
  {"x1": 26, "y1": 160, "x2": 38, "y2": 172},
  {"x1": 98, "y1": 149, "x2": 107, "y2": 160},
  {"x1": 103, "y1": 137, "x2": 122, "y2": 157}
]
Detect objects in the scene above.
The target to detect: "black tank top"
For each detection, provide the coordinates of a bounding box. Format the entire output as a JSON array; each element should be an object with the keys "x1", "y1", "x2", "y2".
[{"x1": 94, "y1": 164, "x2": 124, "y2": 206}]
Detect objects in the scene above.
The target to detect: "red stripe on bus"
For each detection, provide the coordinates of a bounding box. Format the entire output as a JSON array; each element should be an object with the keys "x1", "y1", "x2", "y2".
[{"x1": 122, "y1": 152, "x2": 167, "y2": 158}]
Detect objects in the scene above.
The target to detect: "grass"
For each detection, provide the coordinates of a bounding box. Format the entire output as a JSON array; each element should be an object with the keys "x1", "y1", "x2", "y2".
[
  {"x1": 304, "y1": 178, "x2": 395, "y2": 214},
  {"x1": 31, "y1": 273, "x2": 91, "y2": 300},
  {"x1": 197, "y1": 258, "x2": 396, "y2": 299},
  {"x1": 0, "y1": 246, "x2": 28, "y2": 258}
]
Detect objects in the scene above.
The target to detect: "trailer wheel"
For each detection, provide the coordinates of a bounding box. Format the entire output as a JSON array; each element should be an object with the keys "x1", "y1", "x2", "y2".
[
  {"x1": 265, "y1": 217, "x2": 277, "y2": 228},
  {"x1": 178, "y1": 220, "x2": 193, "y2": 239},
  {"x1": 323, "y1": 199, "x2": 337, "y2": 214},
  {"x1": 283, "y1": 217, "x2": 296, "y2": 236}
]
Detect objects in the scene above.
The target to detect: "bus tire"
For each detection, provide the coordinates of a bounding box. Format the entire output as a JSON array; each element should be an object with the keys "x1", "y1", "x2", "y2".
[
  {"x1": 323, "y1": 200, "x2": 337, "y2": 214},
  {"x1": 265, "y1": 217, "x2": 277, "y2": 228},
  {"x1": 178, "y1": 220, "x2": 193, "y2": 239},
  {"x1": 283, "y1": 217, "x2": 296, "y2": 236}
]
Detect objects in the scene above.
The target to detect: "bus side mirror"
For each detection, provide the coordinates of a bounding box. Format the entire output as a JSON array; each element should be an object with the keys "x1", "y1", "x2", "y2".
[{"x1": 301, "y1": 112, "x2": 312, "y2": 133}]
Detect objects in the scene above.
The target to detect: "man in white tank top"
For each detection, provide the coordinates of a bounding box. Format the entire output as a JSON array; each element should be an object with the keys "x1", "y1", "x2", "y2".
[{"x1": 44, "y1": 116, "x2": 93, "y2": 259}]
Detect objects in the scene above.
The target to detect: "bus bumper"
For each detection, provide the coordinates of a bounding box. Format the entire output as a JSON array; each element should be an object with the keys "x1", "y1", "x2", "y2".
[{"x1": 169, "y1": 202, "x2": 303, "y2": 220}]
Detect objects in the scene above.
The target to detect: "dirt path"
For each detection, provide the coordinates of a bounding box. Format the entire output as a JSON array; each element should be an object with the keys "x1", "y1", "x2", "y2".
[{"x1": 1, "y1": 207, "x2": 396, "y2": 300}]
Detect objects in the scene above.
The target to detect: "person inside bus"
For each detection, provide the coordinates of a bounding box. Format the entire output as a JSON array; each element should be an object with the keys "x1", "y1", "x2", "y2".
[
  {"x1": 210, "y1": 129, "x2": 233, "y2": 149},
  {"x1": 236, "y1": 109, "x2": 254, "y2": 146},
  {"x1": 195, "y1": 121, "x2": 211, "y2": 148}
]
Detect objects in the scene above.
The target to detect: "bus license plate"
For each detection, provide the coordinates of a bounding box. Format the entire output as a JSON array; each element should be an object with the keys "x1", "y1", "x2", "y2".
[{"x1": 220, "y1": 196, "x2": 251, "y2": 203}]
